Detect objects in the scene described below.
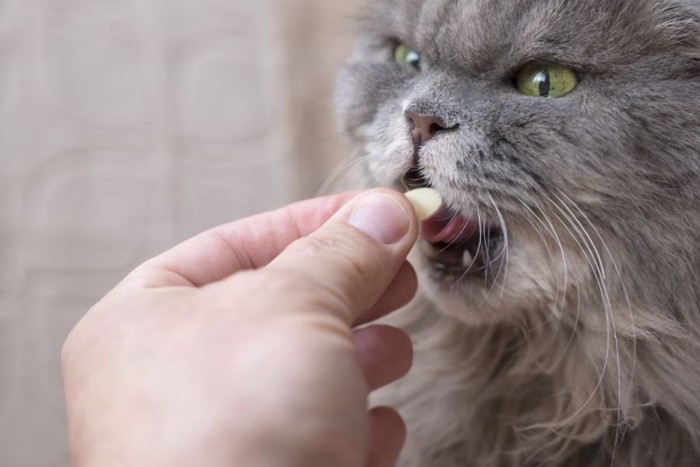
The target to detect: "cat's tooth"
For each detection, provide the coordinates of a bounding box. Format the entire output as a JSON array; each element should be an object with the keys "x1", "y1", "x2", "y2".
[
  {"x1": 405, "y1": 188, "x2": 443, "y2": 221},
  {"x1": 462, "y1": 248, "x2": 475, "y2": 267}
]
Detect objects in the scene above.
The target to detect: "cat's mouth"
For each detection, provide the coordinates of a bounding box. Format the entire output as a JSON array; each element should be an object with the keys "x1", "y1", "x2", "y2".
[
  {"x1": 403, "y1": 169, "x2": 506, "y2": 280},
  {"x1": 418, "y1": 206, "x2": 506, "y2": 280}
]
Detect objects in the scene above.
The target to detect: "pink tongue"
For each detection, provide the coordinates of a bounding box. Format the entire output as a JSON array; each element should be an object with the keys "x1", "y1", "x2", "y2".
[{"x1": 421, "y1": 208, "x2": 480, "y2": 244}]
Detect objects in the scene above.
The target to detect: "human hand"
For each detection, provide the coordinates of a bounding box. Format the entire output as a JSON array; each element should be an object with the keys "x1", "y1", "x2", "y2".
[{"x1": 61, "y1": 189, "x2": 419, "y2": 467}]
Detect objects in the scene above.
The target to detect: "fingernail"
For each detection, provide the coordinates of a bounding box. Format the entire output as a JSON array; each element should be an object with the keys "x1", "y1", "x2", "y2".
[{"x1": 347, "y1": 193, "x2": 410, "y2": 244}]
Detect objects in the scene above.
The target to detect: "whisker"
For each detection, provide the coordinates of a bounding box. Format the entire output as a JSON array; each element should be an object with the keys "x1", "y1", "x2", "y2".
[
  {"x1": 516, "y1": 200, "x2": 584, "y2": 362},
  {"x1": 519, "y1": 200, "x2": 570, "y2": 317},
  {"x1": 453, "y1": 205, "x2": 486, "y2": 285},
  {"x1": 317, "y1": 156, "x2": 370, "y2": 196},
  {"x1": 553, "y1": 190, "x2": 636, "y2": 464},
  {"x1": 486, "y1": 193, "x2": 509, "y2": 300},
  {"x1": 531, "y1": 194, "x2": 614, "y2": 433},
  {"x1": 543, "y1": 192, "x2": 626, "y2": 463}
]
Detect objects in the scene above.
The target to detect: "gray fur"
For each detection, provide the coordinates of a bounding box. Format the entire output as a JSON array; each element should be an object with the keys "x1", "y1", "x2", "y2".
[{"x1": 335, "y1": 0, "x2": 700, "y2": 465}]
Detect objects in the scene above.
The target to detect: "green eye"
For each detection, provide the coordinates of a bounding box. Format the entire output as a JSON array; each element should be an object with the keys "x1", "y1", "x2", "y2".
[
  {"x1": 516, "y1": 63, "x2": 578, "y2": 98},
  {"x1": 394, "y1": 43, "x2": 421, "y2": 70}
]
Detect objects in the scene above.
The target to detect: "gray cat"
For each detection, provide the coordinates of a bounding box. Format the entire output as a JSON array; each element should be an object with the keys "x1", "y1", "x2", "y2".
[{"x1": 335, "y1": 0, "x2": 700, "y2": 465}]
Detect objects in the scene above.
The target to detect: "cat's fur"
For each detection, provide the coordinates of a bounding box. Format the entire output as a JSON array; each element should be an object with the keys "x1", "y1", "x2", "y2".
[{"x1": 335, "y1": 0, "x2": 700, "y2": 465}]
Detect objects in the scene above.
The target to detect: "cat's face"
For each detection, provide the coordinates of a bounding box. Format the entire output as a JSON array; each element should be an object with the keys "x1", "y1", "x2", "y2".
[{"x1": 336, "y1": 0, "x2": 700, "y2": 326}]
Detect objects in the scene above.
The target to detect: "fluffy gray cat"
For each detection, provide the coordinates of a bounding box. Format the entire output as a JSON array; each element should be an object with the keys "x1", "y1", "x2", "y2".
[{"x1": 334, "y1": 0, "x2": 700, "y2": 465}]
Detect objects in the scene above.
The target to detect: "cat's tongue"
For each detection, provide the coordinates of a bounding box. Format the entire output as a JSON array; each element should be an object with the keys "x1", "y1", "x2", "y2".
[{"x1": 421, "y1": 208, "x2": 479, "y2": 244}]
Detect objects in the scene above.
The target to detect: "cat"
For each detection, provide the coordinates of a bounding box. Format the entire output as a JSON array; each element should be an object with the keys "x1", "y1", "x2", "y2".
[{"x1": 334, "y1": 0, "x2": 700, "y2": 465}]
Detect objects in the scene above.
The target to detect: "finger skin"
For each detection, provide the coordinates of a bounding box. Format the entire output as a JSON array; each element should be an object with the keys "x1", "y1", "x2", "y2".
[
  {"x1": 366, "y1": 407, "x2": 407, "y2": 467},
  {"x1": 121, "y1": 191, "x2": 360, "y2": 289},
  {"x1": 121, "y1": 189, "x2": 419, "y2": 327},
  {"x1": 355, "y1": 260, "x2": 417, "y2": 326},
  {"x1": 354, "y1": 325, "x2": 413, "y2": 391},
  {"x1": 261, "y1": 189, "x2": 419, "y2": 325}
]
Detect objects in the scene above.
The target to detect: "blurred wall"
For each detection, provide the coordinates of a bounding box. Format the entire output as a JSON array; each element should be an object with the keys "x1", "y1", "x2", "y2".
[{"x1": 0, "y1": 1, "x2": 361, "y2": 465}]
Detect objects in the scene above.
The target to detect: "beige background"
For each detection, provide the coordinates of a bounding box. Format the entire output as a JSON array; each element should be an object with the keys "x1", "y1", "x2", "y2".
[{"x1": 0, "y1": 1, "x2": 361, "y2": 465}]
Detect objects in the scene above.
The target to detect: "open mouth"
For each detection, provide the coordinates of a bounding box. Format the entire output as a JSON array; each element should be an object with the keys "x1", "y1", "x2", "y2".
[
  {"x1": 402, "y1": 168, "x2": 506, "y2": 280},
  {"x1": 404, "y1": 167, "x2": 427, "y2": 190},
  {"x1": 419, "y1": 206, "x2": 506, "y2": 280}
]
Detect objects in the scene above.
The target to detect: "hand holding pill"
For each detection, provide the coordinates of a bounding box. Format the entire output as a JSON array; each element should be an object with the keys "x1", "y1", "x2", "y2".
[{"x1": 63, "y1": 189, "x2": 419, "y2": 467}]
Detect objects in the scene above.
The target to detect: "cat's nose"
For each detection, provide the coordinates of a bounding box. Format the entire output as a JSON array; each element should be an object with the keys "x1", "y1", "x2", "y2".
[{"x1": 405, "y1": 110, "x2": 455, "y2": 147}]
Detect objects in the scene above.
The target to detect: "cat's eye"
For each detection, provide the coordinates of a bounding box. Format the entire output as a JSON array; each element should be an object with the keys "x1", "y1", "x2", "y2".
[
  {"x1": 516, "y1": 63, "x2": 578, "y2": 98},
  {"x1": 394, "y1": 43, "x2": 422, "y2": 70}
]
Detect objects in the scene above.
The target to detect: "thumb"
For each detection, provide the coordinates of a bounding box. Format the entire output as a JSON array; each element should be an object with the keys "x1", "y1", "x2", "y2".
[{"x1": 263, "y1": 189, "x2": 419, "y2": 325}]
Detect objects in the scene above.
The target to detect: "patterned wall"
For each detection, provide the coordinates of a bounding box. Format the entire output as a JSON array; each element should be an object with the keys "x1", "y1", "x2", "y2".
[{"x1": 0, "y1": 1, "x2": 357, "y2": 465}]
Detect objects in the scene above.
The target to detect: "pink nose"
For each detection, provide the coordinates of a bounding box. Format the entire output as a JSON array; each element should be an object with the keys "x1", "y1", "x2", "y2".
[{"x1": 405, "y1": 111, "x2": 452, "y2": 147}]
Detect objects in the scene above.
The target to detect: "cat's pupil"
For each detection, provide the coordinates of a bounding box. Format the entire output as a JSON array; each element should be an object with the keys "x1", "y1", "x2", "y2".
[
  {"x1": 406, "y1": 51, "x2": 421, "y2": 68},
  {"x1": 394, "y1": 43, "x2": 422, "y2": 70},
  {"x1": 536, "y1": 70, "x2": 551, "y2": 97}
]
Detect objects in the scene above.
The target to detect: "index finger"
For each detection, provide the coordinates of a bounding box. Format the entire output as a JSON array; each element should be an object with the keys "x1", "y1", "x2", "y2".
[{"x1": 122, "y1": 192, "x2": 360, "y2": 289}]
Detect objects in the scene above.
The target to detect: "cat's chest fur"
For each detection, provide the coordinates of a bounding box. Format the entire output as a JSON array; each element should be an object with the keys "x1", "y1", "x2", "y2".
[{"x1": 375, "y1": 299, "x2": 688, "y2": 466}]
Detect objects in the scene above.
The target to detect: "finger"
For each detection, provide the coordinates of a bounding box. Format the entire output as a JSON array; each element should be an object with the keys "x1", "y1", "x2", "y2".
[
  {"x1": 353, "y1": 325, "x2": 413, "y2": 391},
  {"x1": 355, "y1": 261, "x2": 417, "y2": 327},
  {"x1": 120, "y1": 192, "x2": 359, "y2": 289},
  {"x1": 261, "y1": 189, "x2": 419, "y2": 325},
  {"x1": 366, "y1": 406, "x2": 406, "y2": 467}
]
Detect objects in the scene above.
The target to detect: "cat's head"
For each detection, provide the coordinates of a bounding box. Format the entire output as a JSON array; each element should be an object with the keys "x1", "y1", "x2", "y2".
[{"x1": 336, "y1": 0, "x2": 700, "y2": 328}]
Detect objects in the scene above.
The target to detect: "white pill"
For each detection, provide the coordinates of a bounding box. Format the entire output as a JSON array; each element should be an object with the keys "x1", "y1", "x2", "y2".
[{"x1": 405, "y1": 188, "x2": 443, "y2": 221}]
